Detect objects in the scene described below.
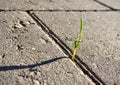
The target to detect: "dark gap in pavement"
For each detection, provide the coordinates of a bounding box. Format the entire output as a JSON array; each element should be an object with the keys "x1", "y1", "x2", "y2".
[
  {"x1": 27, "y1": 11, "x2": 106, "y2": 85},
  {"x1": 93, "y1": 0, "x2": 117, "y2": 10},
  {"x1": 0, "y1": 9, "x2": 120, "y2": 12},
  {"x1": 0, "y1": 56, "x2": 67, "y2": 71}
]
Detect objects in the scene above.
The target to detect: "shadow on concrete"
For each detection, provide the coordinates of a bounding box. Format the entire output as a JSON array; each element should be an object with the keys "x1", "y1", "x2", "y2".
[{"x1": 0, "y1": 56, "x2": 67, "y2": 71}]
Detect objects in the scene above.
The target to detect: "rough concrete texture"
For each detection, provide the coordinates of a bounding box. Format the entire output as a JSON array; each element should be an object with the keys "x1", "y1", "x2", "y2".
[
  {"x1": 0, "y1": 0, "x2": 108, "y2": 10},
  {"x1": 94, "y1": 0, "x2": 120, "y2": 9},
  {"x1": 34, "y1": 11, "x2": 120, "y2": 85},
  {"x1": 0, "y1": 12, "x2": 95, "y2": 85}
]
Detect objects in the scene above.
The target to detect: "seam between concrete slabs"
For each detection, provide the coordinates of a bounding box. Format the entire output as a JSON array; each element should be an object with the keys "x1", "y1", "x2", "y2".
[
  {"x1": 27, "y1": 11, "x2": 106, "y2": 85},
  {"x1": 0, "y1": 9, "x2": 120, "y2": 12}
]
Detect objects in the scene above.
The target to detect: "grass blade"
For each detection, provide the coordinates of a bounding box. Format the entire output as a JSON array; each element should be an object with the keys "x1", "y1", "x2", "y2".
[{"x1": 72, "y1": 18, "x2": 83, "y2": 60}]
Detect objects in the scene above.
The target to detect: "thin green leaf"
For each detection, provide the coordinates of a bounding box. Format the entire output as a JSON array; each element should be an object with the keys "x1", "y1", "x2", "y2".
[
  {"x1": 79, "y1": 18, "x2": 83, "y2": 41},
  {"x1": 74, "y1": 18, "x2": 83, "y2": 48}
]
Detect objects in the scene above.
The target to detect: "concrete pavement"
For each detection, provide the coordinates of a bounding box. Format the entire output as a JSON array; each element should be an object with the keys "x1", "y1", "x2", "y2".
[
  {"x1": 0, "y1": 0, "x2": 108, "y2": 10},
  {"x1": 0, "y1": 12, "x2": 94, "y2": 85},
  {"x1": 0, "y1": 0, "x2": 120, "y2": 85}
]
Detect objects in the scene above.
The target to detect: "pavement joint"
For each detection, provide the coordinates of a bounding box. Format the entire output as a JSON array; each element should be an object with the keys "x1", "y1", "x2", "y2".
[
  {"x1": 0, "y1": 9, "x2": 120, "y2": 12},
  {"x1": 27, "y1": 11, "x2": 105, "y2": 85}
]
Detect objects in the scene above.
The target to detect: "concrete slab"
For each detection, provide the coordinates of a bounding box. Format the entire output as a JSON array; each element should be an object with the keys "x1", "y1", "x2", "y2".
[
  {"x1": 34, "y1": 11, "x2": 120, "y2": 85},
  {"x1": 0, "y1": 12, "x2": 95, "y2": 85},
  {"x1": 94, "y1": 0, "x2": 120, "y2": 9},
  {"x1": 0, "y1": 0, "x2": 108, "y2": 10}
]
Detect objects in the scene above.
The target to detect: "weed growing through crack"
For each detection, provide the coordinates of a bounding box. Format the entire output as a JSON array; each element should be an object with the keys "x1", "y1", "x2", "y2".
[{"x1": 71, "y1": 18, "x2": 83, "y2": 60}]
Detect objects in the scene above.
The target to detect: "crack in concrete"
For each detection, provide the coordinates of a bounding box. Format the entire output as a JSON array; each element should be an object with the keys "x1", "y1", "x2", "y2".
[
  {"x1": 0, "y1": 9, "x2": 120, "y2": 12},
  {"x1": 27, "y1": 11, "x2": 106, "y2": 85}
]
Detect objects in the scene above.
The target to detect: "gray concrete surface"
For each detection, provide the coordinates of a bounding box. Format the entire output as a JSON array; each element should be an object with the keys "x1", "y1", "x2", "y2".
[
  {"x1": 0, "y1": 0, "x2": 108, "y2": 10},
  {"x1": 0, "y1": 0, "x2": 120, "y2": 85},
  {"x1": 0, "y1": 12, "x2": 95, "y2": 85},
  {"x1": 34, "y1": 11, "x2": 120, "y2": 85}
]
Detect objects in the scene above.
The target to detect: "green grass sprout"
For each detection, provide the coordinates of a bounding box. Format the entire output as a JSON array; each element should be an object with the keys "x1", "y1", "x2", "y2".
[{"x1": 71, "y1": 18, "x2": 83, "y2": 60}]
